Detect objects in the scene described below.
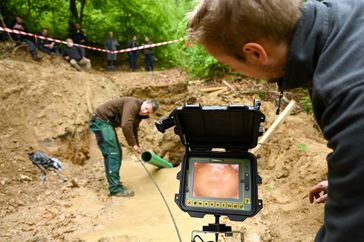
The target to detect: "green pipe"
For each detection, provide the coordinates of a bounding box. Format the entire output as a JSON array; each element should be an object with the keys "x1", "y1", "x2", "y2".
[{"x1": 141, "y1": 150, "x2": 173, "y2": 168}]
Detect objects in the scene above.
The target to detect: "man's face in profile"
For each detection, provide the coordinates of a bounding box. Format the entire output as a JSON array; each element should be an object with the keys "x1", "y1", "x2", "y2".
[
  {"x1": 139, "y1": 102, "x2": 154, "y2": 116},
  {"x1": 213, "y1": 53, "x2": 284, "y2": 82},
  {"x1": 205, "y1": 44, "x2": 285, "y2": 83}
]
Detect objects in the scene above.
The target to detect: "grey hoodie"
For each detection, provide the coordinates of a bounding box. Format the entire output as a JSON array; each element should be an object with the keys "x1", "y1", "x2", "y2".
[{"x1": 282, "y1": 0, "x2": 364, "y2": 241}]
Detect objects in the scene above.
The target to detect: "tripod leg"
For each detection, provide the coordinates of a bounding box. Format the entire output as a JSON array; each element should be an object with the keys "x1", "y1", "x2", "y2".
[
  {"x1": 40, "y1": 171, "x2": 47, "y2": 183},
  {"x1": 36, "y1": 165, "x2": 47, "y2": 183}
]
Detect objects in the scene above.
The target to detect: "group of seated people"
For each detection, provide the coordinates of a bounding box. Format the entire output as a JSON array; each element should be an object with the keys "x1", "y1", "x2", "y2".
[{"x1": 3, "y1": 15, "x2": 91, "y2": 71}]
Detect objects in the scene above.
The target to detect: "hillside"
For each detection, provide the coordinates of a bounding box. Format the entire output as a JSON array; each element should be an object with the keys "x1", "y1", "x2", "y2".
[{"x1": 0, "y1": 51, "x2": 329, "y2": 242}]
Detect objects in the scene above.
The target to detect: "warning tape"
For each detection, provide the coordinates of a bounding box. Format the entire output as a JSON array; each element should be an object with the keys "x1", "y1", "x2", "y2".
[{"x1": 0, "y1": 26, "x2": 185, "y2": 54}]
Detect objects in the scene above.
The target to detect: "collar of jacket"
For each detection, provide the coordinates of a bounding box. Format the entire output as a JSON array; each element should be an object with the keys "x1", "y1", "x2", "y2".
[{"x1": 279, "y1": 0, "x2": 330, "y2": 91}]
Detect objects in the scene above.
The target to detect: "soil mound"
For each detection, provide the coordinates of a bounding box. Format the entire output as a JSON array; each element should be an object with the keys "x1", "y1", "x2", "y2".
[{"x1": 0, "y1": 51, "x2": 328, "y2": 242}]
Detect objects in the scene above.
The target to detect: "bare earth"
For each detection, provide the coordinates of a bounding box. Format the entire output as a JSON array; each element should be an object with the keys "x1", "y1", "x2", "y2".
[{"x1": 0, "y1": 51, "x2": 329, "y2": 242}]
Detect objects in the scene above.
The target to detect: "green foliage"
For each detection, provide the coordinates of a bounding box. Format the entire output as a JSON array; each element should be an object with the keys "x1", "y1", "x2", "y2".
[
  {"x1": 299, "y1": 96, "x2": 313, "y2": 113},
  {"x1": 174, "y1": 39, "x2": 230, "y2": 79},
  {"x1": 265, "y1": 185, "x2": 273, "y2": 192},
  {"x1": 1, "y1": 0, "x2": 233, "y2": 77},
  {"x1": 1, "y1": 0, "x2": 196, "y2": 66},
  {"x1": 181, "y1": 44, "x2": 229, "y2": 79},
  {"x1": 297, "y1": 143, "x2": 309, "y2": 152},
  {"x1": 170, "y1": 15, "x2": 231, "y2": 78}
]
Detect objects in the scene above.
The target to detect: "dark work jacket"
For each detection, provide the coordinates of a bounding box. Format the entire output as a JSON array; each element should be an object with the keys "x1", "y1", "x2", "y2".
[
  {"x1": 95, "y1": 97, "x2": 147, "y2": 146},
  {"x1": 37, "y1": 37, "x2": 54, "y2": 51},
  {"x1": 281, "y1": 1, "x2": 364, "y2": 241},
  {"x1": 72, "y1": 29, "x2": 86, "y2": 44},
  {"x1": 63, "y1": 46, "x2": 83, "y2": 61},
  {"x1": 128, "y1": 40, "x2": 139, "y2": 56},
  {"x1": 143, "y1": 41, "x2": 154, "y2": 55},
  {"x1": 11, "y1": 21, "x2": 27, "y2": 42}
]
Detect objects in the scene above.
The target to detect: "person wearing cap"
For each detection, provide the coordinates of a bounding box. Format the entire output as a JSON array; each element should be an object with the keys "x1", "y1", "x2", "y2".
[
  {"x1": 89, "y1": 97, "x2": 159, "y2": 197},
  {"x1": 188, "y1": 0, "x2": 364, "y2": 241}
]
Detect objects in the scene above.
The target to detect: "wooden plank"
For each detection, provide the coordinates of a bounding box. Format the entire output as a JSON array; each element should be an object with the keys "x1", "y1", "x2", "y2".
[
  {"x1": 222, "y1": 80, "x2": 236, "y2": 92},
  {"x1": 252, "y1": 100, "x2": 296, "y2": 155},
  {"x1": 200, "y1": 86, "x2": 226, "y2": 92}
]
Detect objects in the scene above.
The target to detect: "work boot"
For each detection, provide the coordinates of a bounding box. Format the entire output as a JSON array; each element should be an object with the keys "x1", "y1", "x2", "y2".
[{"x1": 110, "y1": 189, "x2": 135, "y2": 197}]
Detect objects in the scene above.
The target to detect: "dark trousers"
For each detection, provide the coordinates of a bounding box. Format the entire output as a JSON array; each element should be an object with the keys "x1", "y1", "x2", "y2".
[
  {"x1": 0, "y1": 32, "x2": 8, "y2": 41},
  {"x1": 22, "y1": 39, "x2": 38, "y2": 60},
  {"x1": 129, "y1": 52, "x2": 138, "y2": 71},
  {"x1": 89, "y1": 117, "x2": 124, "y2": 195},
  {"x1": 107, "y1": 60, "x2": 117, "y2": 71},
  {"x1": 145, "y1": 54, "x2": 154, "y2": 71}
]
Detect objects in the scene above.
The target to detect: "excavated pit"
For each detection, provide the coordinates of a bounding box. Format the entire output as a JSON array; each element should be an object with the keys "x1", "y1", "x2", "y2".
[{"x1": 0, "y1": 53, "x2": 329, "y2": 242}]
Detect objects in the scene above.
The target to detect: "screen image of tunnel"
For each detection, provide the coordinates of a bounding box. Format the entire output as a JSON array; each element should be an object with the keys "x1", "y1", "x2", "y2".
[{"x1": 192, "y1": 162, "x2": 239, "y2": 199}]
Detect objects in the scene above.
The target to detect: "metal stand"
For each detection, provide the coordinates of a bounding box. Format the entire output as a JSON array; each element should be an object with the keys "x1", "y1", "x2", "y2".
[{"x1": 191, "y1": 215, "x2": 244, "y2": 242}]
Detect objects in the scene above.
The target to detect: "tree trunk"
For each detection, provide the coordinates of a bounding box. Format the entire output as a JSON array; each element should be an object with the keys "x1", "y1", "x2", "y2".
[
  {"x1": 69, "y1": 0, "x2": 79, "y2": 23},
  {"x1": 0, "y1": 0, "x2": 6, "y2": 17},
  {"x1": 27, "y1": 0, "x2": 32, "y2": 15},
  {"x1": 69, "y1": 0, "x2": 87, "y2": 34},
  {"x1": 79, "y1": 0, "x2": 86, "y2": 25}
]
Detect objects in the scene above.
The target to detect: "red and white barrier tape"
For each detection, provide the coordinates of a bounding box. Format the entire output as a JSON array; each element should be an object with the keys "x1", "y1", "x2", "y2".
[{"x1": 0, "y1": 26, "x2": 185, "y2": 54}]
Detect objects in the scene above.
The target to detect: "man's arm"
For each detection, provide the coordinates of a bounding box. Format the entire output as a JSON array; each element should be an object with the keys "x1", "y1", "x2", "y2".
[
  {"x1": 77, "y1": 46, "x2": 85, "y2": 58},
  {"x1": 121, "y1": 102, "x2": 139, "y2": 148}
]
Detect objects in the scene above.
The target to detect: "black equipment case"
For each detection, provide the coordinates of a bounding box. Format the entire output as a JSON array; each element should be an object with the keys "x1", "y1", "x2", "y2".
[{"x1": 156, "y1": 100, "x2": 265, "y2": 222}]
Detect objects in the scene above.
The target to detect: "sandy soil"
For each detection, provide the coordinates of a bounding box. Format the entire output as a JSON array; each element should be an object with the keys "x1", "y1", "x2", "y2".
[{"x1": 0, "y1": 47, "x2": 329, "y2": 242}]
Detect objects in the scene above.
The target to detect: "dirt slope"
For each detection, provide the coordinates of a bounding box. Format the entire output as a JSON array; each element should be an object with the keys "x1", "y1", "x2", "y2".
[{"x1": 0, "y1": 52, "x2": 328, "y2": 242}]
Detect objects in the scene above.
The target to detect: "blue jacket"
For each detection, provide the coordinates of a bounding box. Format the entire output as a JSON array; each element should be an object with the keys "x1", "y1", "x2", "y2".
[{"x1": 282, "y1": 1, "x2": 364, "y2": 241}]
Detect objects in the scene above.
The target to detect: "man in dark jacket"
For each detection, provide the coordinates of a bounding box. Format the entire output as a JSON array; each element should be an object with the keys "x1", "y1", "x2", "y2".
[
  {"x1": 63, "y1": 38, "x2": 91, "y2": 71},
  {"x1": 37, "y1": 28, "x2": 59, "y2": 55},
  {"x1": 128, "y1": 35, "x2": 139, "y2": 71},
  {"x1": 143, "y1": 36, "x2": 154, "y2": 71},
  {"x1": 188, "y1": 0, "x2": 364, "y2": 241},
  {"x1": 71, "y1": 23, "x2": 87, "y2": 57},
  {"x1": 89, "y1": 97, "x2": 159, "y2": 197}
]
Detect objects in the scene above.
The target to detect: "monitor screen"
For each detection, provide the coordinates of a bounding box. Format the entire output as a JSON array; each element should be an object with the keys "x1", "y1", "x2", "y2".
[
  {"x1": 185, "y1": 156, "x2": 254, "y2": 214},
  {"x1": 192, "y1": 162, "x2": 239, "y2": 199}
]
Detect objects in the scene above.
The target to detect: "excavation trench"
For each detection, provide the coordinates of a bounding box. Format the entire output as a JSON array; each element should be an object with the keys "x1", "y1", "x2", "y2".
[{"x1": 0, "y1": 57, "x2": 328, "y2": 242}]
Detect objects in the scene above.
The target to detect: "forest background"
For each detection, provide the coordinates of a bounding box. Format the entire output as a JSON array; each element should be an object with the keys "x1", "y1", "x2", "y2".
[{"x1": 0, "y1": 0, "x2": 228, "y2": 78}]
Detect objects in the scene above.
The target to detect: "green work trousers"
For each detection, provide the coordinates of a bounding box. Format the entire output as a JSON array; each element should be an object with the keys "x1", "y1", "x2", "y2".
[{"x1": 89, "y1": 118, "x2": 124, "y2": 194}]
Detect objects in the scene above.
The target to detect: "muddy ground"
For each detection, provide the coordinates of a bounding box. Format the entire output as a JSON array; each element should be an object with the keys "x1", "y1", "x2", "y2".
[{"x1": 0, "y1": 46, "x2": 329, "y2": 242}]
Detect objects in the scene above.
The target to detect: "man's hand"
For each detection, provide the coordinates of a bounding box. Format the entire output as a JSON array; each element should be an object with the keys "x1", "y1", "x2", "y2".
[
  {"x1": 132, "y1": 145, "x2": 142, "y2": 154},
  {"x1": 309, "y1": 180, "x2": 328, "y2": 204}
]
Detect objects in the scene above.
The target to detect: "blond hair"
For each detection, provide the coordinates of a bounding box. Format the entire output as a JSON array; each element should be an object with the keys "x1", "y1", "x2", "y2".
[{"x1": 188, "y1": 0, "x2": 303, "y2": 60}]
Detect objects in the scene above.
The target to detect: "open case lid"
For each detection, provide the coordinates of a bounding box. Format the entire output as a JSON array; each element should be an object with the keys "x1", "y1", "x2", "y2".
[{"x1": 172, "y1": 103, "x2": 265, "y2": 150}]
